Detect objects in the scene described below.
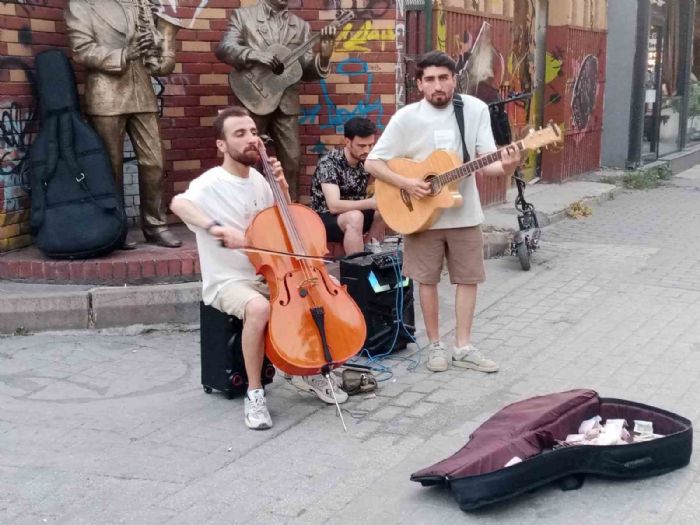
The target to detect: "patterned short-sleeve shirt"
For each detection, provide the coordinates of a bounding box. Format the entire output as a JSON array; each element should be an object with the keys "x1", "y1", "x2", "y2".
[{"x1": 310, "y1": 148, "x2": 369, "y2": 214}]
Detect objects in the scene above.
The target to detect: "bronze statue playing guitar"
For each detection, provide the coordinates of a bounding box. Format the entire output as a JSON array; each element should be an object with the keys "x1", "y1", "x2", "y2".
[
  {"x1": 216, "y1": 1, "x2": 350, "y2": 201},
  {"x1": 227, "y1": 9, "x2": 354, "y2": 116}
]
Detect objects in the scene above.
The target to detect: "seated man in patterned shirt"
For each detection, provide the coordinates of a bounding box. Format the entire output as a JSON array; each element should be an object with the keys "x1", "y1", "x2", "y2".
[{"x1": 310, "y1": 117, "x2": 385, "y2": 254}]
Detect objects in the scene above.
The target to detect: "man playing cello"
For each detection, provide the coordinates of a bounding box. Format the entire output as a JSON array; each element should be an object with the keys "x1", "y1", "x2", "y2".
[{"x1": 170, "y1": 106, "x2": 347, "y2": 430}]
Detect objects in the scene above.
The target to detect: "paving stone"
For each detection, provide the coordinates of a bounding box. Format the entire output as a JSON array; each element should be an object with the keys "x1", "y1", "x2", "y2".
[{"x1": 5, "y1": 170, "x2": 700, "y2": 522}]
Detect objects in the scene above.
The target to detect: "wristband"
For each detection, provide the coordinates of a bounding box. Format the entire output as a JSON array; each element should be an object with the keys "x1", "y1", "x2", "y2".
[{"x1": 205, "y1": 220, "x2": 222, "y2": 233}]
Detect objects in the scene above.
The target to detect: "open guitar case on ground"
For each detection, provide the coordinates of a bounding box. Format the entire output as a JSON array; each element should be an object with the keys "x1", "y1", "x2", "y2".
[{"x1": 411, "y1": 389, "x2": 692, "y2": 511}]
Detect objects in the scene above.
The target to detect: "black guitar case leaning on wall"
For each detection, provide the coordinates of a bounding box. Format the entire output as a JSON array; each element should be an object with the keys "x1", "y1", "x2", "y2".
[
  {"x1": 411, "y1": 389, "x2": 692, "y2": 511},
  {"x1": 29, "y1": 49, "x2": 127, "y2": 259}
]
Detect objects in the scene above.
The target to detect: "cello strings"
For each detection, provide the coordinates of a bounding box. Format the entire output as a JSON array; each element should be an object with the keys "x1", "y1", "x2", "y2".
[
  {"x1": 258, "y1": 148, "x2": 309, "y2": 275},
  {"x1": 258, "y1": 145, "x2": 350, "y2": 377},
  {"x1": 256, "y1": 145, "x2": 314, "y2": 281}
]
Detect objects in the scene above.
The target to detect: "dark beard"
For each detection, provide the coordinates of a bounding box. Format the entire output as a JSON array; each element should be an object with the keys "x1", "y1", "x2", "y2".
[
  {"x1": 428, "y1": 94, "x2": 451, "y2": 108},
  {"x1": 231, "y1": 149, "x2": 259, "y2": 167}
]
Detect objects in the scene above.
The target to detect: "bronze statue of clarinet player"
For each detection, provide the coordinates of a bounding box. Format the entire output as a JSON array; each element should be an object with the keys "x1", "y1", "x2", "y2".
[
  {"x1": 64, "y1": 0, "x2": 182, "y2": 248},
  {"x1": 216, "y1": 0, "x2": 348, "y2": 202}
]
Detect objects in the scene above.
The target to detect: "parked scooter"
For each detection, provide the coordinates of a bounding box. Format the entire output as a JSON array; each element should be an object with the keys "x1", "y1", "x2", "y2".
[{"x1": 487, "y1": 91, "x2": 541, "y2": 271}]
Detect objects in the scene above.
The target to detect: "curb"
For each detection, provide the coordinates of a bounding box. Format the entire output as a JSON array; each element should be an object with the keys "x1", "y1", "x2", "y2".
[
  {"x1": 1, "y1": 185, "x2": 621, "y2": 335},
  {"x1": 1, "y1": 292, "x2": 90, "y2": 334},
  {"x1": 1, "y1": 282, "x2": 201, "y2": 335},
  {"x1": 538, "y1": 185, "x2": 623, "y2": 227}
]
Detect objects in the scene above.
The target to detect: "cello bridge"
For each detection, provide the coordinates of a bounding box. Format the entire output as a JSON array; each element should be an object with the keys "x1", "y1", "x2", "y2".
[{"x1": 299, "y1": 277, "x2": 318, "y2": 290}]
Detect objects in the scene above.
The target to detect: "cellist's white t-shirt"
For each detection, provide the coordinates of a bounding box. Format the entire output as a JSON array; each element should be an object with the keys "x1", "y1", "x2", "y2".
[{"x1": 178, "y1": 166, "x2": 274, "y2": 304}]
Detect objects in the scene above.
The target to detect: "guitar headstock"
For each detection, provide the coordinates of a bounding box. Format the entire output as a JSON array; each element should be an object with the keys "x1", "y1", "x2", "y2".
[
  {"x1": 521, "y1": 122, "x2": 563, "y2": 151},
  {"x1": 331, "y1": 10, "x2": 355, "y2": 27}
]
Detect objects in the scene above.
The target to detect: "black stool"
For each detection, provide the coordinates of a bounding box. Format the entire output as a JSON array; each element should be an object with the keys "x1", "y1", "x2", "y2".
[{"x1": 200, "y1": 302, "x2": 275, "y2": 399}]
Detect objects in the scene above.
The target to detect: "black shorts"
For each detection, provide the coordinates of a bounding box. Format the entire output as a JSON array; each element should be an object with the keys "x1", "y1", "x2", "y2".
[{"x1": 319, "y1": 210, "x2": 374, "y2": 243}]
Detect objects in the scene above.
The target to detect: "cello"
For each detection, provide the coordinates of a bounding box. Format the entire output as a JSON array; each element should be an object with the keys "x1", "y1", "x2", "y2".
[{"x1": 245, "y1": 141, "x2": 367, "y2": 426}]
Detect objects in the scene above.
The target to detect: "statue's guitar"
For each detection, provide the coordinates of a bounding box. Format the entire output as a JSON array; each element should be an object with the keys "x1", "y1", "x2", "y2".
[{"x1": 229, "y1": 10, "x2": 354, "y2": 116}]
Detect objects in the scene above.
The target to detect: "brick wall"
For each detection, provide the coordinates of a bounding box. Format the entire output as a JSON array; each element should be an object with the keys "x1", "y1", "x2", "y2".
[
  {"x1": 297, "y1": 2, "x2": 400, "y2": 198},
  {"x1": 0, "y1": 0, "x2": 401, "y2": 252}
]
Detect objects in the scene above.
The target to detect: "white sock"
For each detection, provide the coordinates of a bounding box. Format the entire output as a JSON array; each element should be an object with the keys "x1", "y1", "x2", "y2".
[{"x1": 248, "y1": 388, "x2": 264, "y2": 399}]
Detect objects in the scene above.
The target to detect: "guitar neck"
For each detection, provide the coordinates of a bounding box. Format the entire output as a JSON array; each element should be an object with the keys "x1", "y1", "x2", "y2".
[
  {"x1": 283, "y1": 32, "x2": 323, "y2": 67},
  {"x1": 437, "y1": 141, "x2": 525, "y2": 185}
]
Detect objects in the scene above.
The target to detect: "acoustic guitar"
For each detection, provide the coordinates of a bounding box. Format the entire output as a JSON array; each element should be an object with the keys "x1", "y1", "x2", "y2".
[
  {"x1": 229, "y1": 10, "x2": 354, "y2": 116},
  {"x1": 374, "y1": 123, "x2": 563, "y2": 235}
]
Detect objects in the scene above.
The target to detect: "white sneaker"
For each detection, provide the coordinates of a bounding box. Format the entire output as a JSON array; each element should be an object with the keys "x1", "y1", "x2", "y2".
[
  {"x1": 452, "y1": 344, "x2": 499, "y2": 373},
  {"x1": 244, "y1": 389, "x2": 272, "y2": 430},
  {"x1": 365, "y1": 239, "x2": 382, "y2": 253},
  {"x1": 426, "y1": 341, "x2": 449, "y2": 372},
  {"x1": 289, "y1": 374, "x2": 348, "y2": 404}
]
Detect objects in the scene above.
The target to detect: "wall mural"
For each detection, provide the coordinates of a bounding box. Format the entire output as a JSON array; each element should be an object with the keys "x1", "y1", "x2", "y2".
[
  {"x1": 436, "y1": 0, "x2": 447, "y2": 52},
  {"x1": 323, "y1": 0, "x2": 393, "y2": 20},
  {"x1": 0, "y1": 101, "x2": 33, "y2": 177},
  {"x1": 571, "y1": 54, "x2": 598, "y2": 130},
  {"x1": 0, "y1": 43, "x2": 36, "y2": 217},
  {"x1": 336, "y1": 20, "x2": 396, "y2": 52},
  {"x1": 299, "y1": 57, "x2": 385, "y2": 132}
]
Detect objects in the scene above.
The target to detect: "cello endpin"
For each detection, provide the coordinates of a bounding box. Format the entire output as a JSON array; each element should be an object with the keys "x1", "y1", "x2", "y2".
[{"x1": 325, "y1": 373, "x2": 348, "y2": 433}]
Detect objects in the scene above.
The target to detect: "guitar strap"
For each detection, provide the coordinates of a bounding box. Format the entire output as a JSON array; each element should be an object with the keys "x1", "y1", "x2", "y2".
[{"x1": 452, "y1": 93, "x2": 471, "y2": 163}]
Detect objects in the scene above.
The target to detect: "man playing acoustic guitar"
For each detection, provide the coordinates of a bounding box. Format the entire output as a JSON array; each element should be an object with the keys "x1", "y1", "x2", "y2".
[{"x1": 365, "y1": 51, "x2": 520, "y2": 373}]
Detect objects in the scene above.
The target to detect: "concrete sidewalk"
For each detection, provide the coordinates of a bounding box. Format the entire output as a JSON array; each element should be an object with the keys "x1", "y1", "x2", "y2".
[
  {"x1": 5, "y1": 164, "x2": 700, "y2": 524},
  {"x1": 0, "y1": 176, "x2": 618, "y2": 334}
]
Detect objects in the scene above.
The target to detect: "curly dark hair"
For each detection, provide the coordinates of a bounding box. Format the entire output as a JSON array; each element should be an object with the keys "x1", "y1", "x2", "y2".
[
  {"x1": 343, "y1": 117, "x2": 377, "y2": 140},
  {"x1": 415, "y1": 50, "x2": 457, "y2": 80}
]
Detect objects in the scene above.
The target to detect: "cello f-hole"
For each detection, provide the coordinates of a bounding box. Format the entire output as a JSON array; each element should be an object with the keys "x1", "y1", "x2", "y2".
[{"x1": 278, "y1": 272, "x2": 293, "y2": 306}]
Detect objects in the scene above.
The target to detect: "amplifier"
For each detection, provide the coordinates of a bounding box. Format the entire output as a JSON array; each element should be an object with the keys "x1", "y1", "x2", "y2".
[
  {"x1": 339, "y1": 251, "x2": 415, "y2": 356},
  {"x1": 199, "y1": 302, "x2": 275, "y2": 398}
]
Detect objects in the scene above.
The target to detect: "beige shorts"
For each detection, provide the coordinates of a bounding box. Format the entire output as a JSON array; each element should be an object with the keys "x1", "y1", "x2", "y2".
[
  {"x1": 210, "y1": 278, "x2": 269, "y2": 320},
  {"x1": 403, "y1": 225, "x2": 485, "y2": 285}
]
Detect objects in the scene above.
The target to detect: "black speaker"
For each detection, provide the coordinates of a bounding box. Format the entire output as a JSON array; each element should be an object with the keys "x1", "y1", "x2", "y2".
[
  {"x1": 199, "y1": 302, "x2": 275, "y2": 398},
  {"x1": 339, "y1": 251, "x2": 415, "y2": 357}
]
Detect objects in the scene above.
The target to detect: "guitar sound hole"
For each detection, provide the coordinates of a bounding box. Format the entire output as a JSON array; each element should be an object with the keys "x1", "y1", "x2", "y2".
[
  {"x1": 272, "y1": 63, "x2": 285, "y2": 75},
  {"x1": 424, "y1": 175, "x2": 441, "y2": 196}
]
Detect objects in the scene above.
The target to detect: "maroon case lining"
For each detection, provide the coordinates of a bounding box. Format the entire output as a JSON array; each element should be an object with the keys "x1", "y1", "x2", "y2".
[{"x1": 412, "y1": 389, "x2": 689, "y2": 480}]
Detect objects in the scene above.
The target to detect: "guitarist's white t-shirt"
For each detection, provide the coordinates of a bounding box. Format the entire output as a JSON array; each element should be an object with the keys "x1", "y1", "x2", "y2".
[
  {"x1": 179, "y1": 166, "x2": 274, "y2": 305},
  {"x1": 367, "y1": 94, "x2": 496, "y2": 230}
]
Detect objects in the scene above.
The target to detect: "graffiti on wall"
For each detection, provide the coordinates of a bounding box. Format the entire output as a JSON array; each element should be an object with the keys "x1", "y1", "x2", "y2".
[
  {"x1": 541, "y1": 46, "x2": 565, "y2": 107},
  {"x1": 395, "y1": 20, "x2": 406, "y2": 107},
  {"x1": 0, "y1": 16, "x2": 36, "y2": 219},
  {"x1": 571, "y1": 54, "x2": 598, "y2": 130},
  {"x1": 0, "y1": 102, "x2": 33, "y2": 177},
  {"x1": 436, "y1": 1, "x2": 447, "y2": 52},
  {"x1": 299, "y1": 58, "x2": 385, "y2": 132},
  {"x1": 0, "y1": 57, "x2": 36, "y2": 188},
  {"x1": 323, "y1": 0, "x2": 393, "y2": 20},
  {"x1": 454, "y1": 24, "x2": 506, "y2": 100},
  {"x1": 335, "y1": 21, "x2": 396, "y2": 52}
]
